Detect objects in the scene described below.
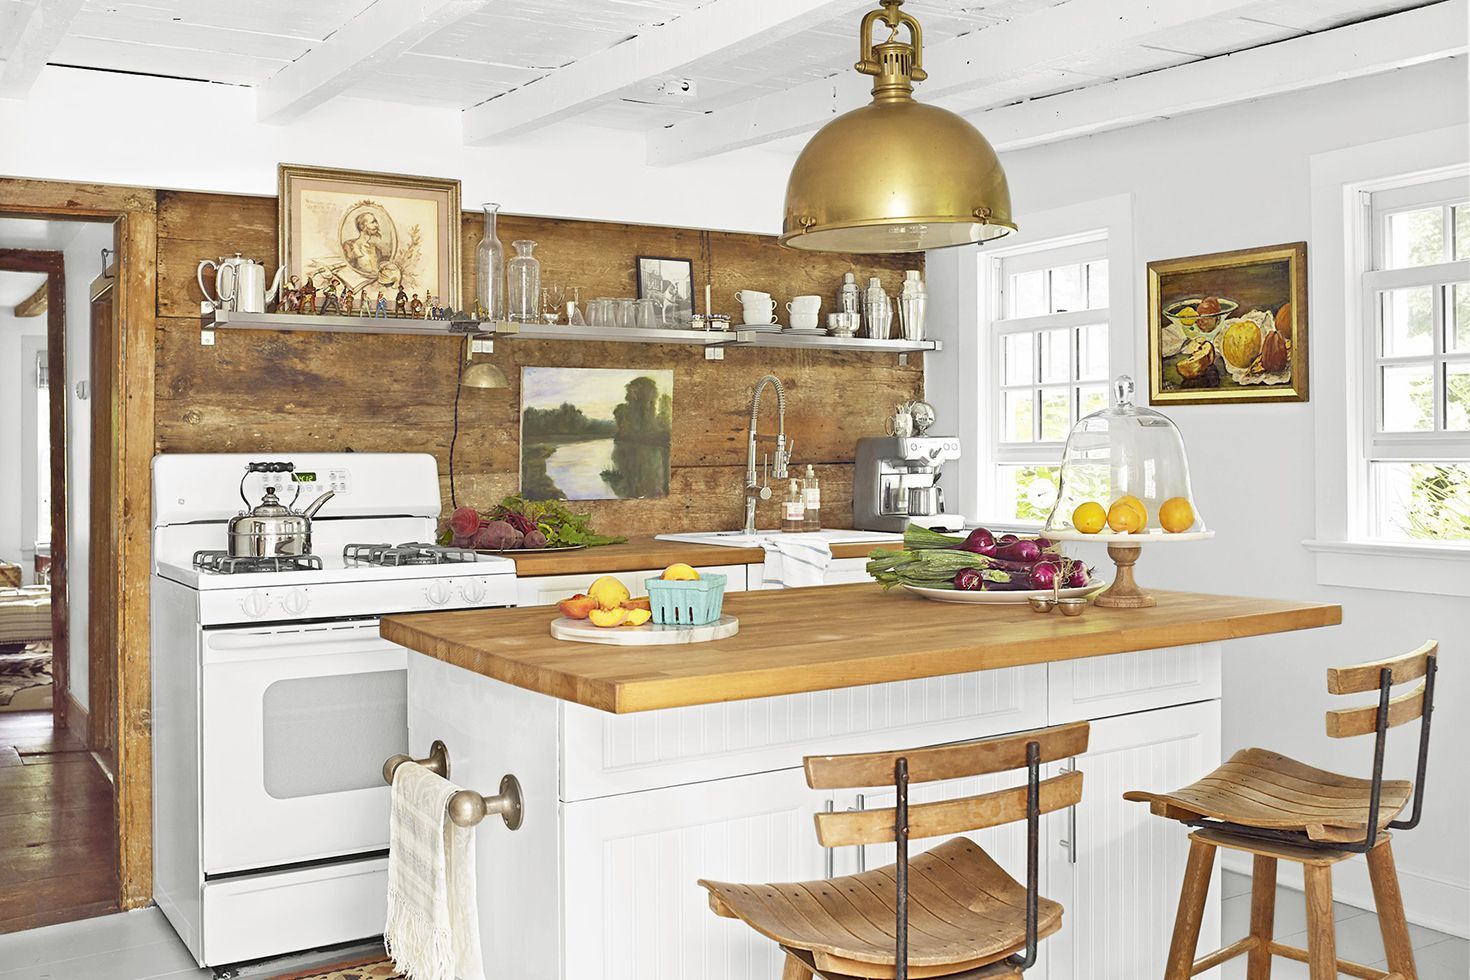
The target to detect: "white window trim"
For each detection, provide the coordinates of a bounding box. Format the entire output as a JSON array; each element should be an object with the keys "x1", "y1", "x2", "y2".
[
  {"x1": 20, "y1": 335, "x2": 46, "y2": 562},
  {"x1": 924, "y1": 193, "x2": 1135, "y2": 532},
  {"x1": 1306, "y1": 124, "x2": 1470, "y2": 597}
]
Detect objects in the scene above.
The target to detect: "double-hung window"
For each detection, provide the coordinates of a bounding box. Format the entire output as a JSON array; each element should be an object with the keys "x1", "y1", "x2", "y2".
[
  {"x1": 1363, "y1": 176, "x2": 1470, "y2": 541},
  {"x1": 985, "y1": 237, "x2": 1109, "y2": 523}
]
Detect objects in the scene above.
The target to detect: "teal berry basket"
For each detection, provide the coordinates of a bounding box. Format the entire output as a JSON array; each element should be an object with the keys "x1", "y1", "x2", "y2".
[{"x1": 645, "y1": 573, "x2": 727, "y2": 626}]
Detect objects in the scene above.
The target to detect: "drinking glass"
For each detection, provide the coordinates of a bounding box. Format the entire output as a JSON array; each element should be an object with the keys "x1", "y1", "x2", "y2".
[{"x1": 615, "y1": 298, "x2": 636, "y2": 328}]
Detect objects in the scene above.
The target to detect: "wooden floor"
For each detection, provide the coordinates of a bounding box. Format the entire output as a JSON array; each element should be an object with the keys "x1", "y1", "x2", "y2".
[{"x1": 0, "y1": 710, "x2": 120, "y2": 934}]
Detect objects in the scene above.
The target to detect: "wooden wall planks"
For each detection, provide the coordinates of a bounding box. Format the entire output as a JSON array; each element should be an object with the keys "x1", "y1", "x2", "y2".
[{"x1": 154, "y1": 191, "x2": 924, "y2": 535}]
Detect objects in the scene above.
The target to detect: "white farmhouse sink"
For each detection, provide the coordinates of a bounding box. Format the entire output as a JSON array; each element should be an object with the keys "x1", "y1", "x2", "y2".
[{"x1": 655, "y1": 528, "x2": 903, "y2": 548}]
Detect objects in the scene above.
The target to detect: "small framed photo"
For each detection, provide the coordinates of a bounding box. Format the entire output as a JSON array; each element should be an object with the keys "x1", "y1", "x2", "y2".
[
  {"x1": 278, "y1": 163, "x2": 462, "y2": 309},
  {"x1": 1147, "y1": 241, "x2": 1308, "y2": 405},
  {"x1": 636, "y1": 256, "x2": 695, "y2": 326}
]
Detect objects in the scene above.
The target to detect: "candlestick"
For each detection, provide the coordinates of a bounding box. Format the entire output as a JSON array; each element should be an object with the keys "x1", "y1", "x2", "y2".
[{"x1": 704, "y1": 282, "x2": 712, "y2": 316}]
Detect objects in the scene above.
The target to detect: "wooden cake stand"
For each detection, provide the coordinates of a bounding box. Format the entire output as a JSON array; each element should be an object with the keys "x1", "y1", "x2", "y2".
[{"x1": 1042, "y1": 530, "x2": 1215, "y2": 608}]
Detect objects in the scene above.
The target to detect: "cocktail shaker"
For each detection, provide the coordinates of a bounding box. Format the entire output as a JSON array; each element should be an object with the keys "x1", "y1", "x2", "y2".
[
  {"x1": 838, "y1": 271, "x2": 860, "y2": 315},
  {"x1": 862, "y1": 277, "x2": 892, "y2": 339},
  {"x1": 898, "y1": 270, "x2": 927, "y2": 341}
]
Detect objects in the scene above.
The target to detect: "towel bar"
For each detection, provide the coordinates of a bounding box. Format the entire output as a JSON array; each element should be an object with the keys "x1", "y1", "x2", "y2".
[{"x1": 383, "y1": 739, "x2": 524, "y2": 831}]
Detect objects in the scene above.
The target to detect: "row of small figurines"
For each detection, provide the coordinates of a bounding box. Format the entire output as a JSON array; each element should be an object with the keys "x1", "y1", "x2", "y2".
[{"x1": 277, "y1": 272, "x2": 481, "y2": 321}]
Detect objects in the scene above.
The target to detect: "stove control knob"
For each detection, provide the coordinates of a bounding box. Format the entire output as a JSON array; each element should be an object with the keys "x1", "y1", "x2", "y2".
[
  {"x1": 281, "y1": 588, "x2": 310, "y2": 616},
  {"x1": 240, "y1": 589, "x2": 271, "y2": 618},
  {"x1": 460, "y1": 578, "x2": 487, "y2": 605},
  {"x1": 425, "y1": 581, "x2": 453, "y2": 606}
]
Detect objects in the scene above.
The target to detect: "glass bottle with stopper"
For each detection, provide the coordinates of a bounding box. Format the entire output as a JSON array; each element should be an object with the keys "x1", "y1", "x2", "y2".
[
  {"x1": 475, "y1": 203, "x2": 505, "y2": 321},
  {"x1": 1042, "y1": 375, "x2": 1213, "y2": 607}
]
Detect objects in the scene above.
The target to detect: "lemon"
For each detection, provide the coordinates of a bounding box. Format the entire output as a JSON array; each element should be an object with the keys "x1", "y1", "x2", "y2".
[
  {"x1": 1107, "y1": 501, "x2": 1144, "y2": 533},
  {"x1": 1159, "y1": 497, "x2": 1195, "y2": 533},
  {"x1": 1072, "y1": 501, "x2": 1107, "y2": 534},
  {"x1": 661, "y1": 563, "x2": 700, "y2": 581},
  {"x1": 1115, "y1": 495, "x2": 1148, "y2": 527}
]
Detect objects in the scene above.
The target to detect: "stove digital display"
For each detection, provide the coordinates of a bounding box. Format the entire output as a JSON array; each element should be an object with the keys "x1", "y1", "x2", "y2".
[{"x1": 290, "y1": 471, "x2": 317, "y2": 483}]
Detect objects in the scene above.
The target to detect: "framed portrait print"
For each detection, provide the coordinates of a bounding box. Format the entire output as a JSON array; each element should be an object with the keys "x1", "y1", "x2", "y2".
[
  {"x1": 636, "y1": 256, "x2": 695, "y2": 326},
  {"x1": 278, "y1": 164, "x2": 462, "y2": 309},
  {"x1": 1147, "y1": 241, "x2": 1307, "y2": 405}
]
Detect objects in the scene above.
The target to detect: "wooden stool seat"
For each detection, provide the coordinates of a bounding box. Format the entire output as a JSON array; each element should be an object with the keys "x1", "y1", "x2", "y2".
[
  {"x1": 1124, "y1": 746, "x2": 1413, "y2": 844},
  {"x1": 701, "y1": 838, "x2": 1060, "y2": 979},
  {"x1": 1188, "y1": 827, "x2": 1391, "y2": 866}
]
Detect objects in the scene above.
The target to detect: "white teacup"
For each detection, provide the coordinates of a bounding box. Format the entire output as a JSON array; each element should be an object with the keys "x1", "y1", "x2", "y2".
[
  {"x1": 735, "y1": 289, "x2": 772, "y2": 307},
  {"x1": 787, "y1": 295, "x2": 822, "y2": 315},
  {"x1": 743, "y1": 304, "x2": 777, "y2": 325},
  {"x1": 790, "y1": 313, "x2": 820, "y2": 330}
]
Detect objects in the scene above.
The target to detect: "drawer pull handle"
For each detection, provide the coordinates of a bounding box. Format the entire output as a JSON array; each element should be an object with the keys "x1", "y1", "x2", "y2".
[{"x1": 384, "y1": 739, "x2": 524, "y2": 831}]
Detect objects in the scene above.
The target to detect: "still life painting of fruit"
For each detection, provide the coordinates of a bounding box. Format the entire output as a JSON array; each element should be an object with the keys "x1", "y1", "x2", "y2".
[{"x1": 1147, "y1": 242, "x2": 1307, "y2": 404}]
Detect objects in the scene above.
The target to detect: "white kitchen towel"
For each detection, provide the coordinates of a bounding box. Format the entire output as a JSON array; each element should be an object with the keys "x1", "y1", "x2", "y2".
[
  {"x1": 386, "y1": 761, "x2": 485, "y2": 980},
  {"x1": 759, "y1": 534, "x2": 834, "y2": 588}
]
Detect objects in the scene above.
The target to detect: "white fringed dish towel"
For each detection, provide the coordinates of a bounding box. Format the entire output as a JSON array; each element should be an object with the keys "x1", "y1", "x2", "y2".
[
  {"x1": 759, "y1": 533, "x2": 833, "y2": 589},
  {"x1": 386, "y1": 762, "x2": 485, "y2": 980}
]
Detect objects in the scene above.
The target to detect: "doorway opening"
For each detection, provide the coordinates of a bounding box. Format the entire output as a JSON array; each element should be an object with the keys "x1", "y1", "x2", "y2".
[{"x1": 0, "y1": 216, "x2": 122, "y2": 932}]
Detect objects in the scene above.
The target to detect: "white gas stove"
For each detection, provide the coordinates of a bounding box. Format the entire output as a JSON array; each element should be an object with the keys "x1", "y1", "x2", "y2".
[{"x1": 150, "y1": 452, "x2": 517, "y2": 968}]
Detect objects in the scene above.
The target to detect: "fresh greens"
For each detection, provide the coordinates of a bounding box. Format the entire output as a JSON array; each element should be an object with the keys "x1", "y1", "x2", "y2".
[{"x1": 439, "y1": 495, "x2": 626, "y2": 549}]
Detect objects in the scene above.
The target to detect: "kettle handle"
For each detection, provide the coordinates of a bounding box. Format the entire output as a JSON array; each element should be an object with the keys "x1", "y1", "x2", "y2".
[
  {"x1": 197, "y1": 259, "x2": 221, "y2": 311},
  {"x1": 240, "y1": 461, "x2": 295, "y2": 508}
]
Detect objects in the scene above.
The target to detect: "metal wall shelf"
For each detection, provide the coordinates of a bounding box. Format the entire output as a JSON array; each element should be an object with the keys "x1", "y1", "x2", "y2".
[{"x1": 198, "y1": 308, "x2": 940, "y2": 355}]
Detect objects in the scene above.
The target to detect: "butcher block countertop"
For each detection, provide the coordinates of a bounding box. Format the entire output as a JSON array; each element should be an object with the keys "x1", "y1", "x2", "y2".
[
  {"x1": 499, "y1": 535, "x2": 885, "y2": 576},
  {"x1": 380, "y1": 585, "x2": 1341, "y2": 714}
]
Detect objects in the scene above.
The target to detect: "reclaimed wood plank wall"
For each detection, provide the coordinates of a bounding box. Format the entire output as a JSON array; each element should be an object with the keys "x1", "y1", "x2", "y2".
[{"x1": 154, "y1": 191, "x2": 923, "y2": 535}]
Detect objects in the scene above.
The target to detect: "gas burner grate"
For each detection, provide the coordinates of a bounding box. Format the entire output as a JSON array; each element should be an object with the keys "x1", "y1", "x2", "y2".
[
  {"x1": 342, "y1": 542, "x2": 479, "y2": 567},
  {"x1": 192, "y1": 551, "x2": 324, "y2": 574}
]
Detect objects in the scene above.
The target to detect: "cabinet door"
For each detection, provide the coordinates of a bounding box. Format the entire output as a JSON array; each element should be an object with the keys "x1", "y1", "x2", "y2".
[
  {"x1": 561, "y1": 767, "x2": 828, "y2": 980},
  {"x1": 746, "y1": 556, "x2": 871, "y2": 589},
  {"x1": 1046, "y1": 700, "x2": 1222, "y2": 980},
  {"x1": 515, "y1": 563, "x2": 747, "y2": 607}
]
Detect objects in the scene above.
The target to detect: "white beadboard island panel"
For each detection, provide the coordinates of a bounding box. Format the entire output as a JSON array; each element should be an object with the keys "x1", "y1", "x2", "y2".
[
  {"x1": 1048, "y1": 642, "x2": 1222, "y2": 723},
  {"x1": 560, "y1": 664, "x2": 1048, "y2": 800}
]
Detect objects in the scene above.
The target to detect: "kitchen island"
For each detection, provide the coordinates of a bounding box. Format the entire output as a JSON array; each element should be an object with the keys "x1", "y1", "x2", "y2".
[{"x1": 381, "y1": 586, "x2": 1340, "y2": 980}]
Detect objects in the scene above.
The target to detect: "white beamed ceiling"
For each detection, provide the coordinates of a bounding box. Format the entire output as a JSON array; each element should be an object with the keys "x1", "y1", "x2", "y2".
[{"x1": 7, "y1": 0, "x2": 1459, "y2": 155}]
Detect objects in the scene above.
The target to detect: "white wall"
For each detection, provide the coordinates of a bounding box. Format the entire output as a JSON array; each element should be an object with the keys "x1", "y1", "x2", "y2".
[
  {"x1": 61, "y1": 222, "x2": 114, "y2": 710},
  {"x1": 929, "y1": 57, "x2": 1469, "y2": 932},
  {"x1": 0, "y1": 66, "x2": 793, "y2": 235},
  {"x1": 0, "y1": 308, "x2": 46, "y2": 572}
]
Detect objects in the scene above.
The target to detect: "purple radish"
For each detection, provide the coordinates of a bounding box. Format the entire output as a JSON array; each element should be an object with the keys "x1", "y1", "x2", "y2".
[
  {"x1": 995, "y1": 539, "x2": 1042, "y2": 562},
  {"x1": 955, "y1": 527, "x2": 997, "y2": 556},
  {"x1": 1067, "y1": 565, "x2": 1090, "y2": 587},
  {"x1": 953, "y1": 567, "x2": 985, "y2": 591},
  {"x1": 1034, "y1": 537, "x2": 1054, "y2": 549},
  {"x1": 1029, "y1": 561, "x2": 1059, "y2": 591},
  {"x1": 998, "y1": 533, "x2": 1019, "y2": 545}
]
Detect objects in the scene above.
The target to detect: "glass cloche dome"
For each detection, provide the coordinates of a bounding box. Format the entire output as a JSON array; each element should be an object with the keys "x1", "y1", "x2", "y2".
[{"x1": 1043, "y1": 376, "x2": 1205, "y2": 534}]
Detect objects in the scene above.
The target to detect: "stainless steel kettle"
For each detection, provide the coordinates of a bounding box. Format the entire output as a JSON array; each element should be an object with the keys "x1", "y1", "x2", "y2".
[
  {"x1": 198, "y1": 254, "x2": 285, "y2": 314},
  {"x1": 227, "y1": 462, "x2": 335, "y2": 557}
]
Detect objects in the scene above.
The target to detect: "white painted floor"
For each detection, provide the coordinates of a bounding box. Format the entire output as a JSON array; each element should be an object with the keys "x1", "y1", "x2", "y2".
[{"x1": 0, "y1": 871, "x2": 1463, "y2": 979}]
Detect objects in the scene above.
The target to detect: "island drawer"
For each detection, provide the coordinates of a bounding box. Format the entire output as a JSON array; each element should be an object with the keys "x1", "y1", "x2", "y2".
[
  {"x1": 1047, "y1": 642, "x2": 1221, "y2": 723},
  {"x1": 558, "y1": 663, "x2": 1048, "y2": 801}
]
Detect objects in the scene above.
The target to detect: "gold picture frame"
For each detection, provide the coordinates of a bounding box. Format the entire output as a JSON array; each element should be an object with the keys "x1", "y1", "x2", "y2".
[
  {"x1": 1147, "y1": 241, "x2": 1308, "y2": 405},
  {"x1": 278, "y1": 163, "x2": 462, "y2": 310}
]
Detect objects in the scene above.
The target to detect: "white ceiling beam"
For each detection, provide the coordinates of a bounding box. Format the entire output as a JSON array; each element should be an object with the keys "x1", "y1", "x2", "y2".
[
  {"x1": 0, "y1": 0, "x2": 85, "y2": 99},
  {"x1": 979, "y1": 0, "x2": 1468, "y2": 152},
  {"x1": 648, "y1": 0, "x2": 1267, "y2": 165},
  {"x1": 257, "y1": 0, "x2": 488, "y2": 124},
  {"x1": 462, "y1": 0, "x2": 875, "y2": 145}
]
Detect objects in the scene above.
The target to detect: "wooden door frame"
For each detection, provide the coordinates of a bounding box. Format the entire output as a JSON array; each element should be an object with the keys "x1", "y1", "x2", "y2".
[
  {"x1": 0, "y1": 250, "x2": 67, "y2": 732},
  {"x1": 0, "y1": 180, "x2": 157, "y2": 910}
]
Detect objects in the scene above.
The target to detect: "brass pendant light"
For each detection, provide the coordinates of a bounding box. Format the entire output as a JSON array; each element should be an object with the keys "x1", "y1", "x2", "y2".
[{"x1": 780, "y1": 0, "x2": 1015, "y2": 253}]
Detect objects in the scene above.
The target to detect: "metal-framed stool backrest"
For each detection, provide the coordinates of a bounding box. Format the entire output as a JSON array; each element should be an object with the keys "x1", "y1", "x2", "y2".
[
  {"x1": 803, "y1": 721, "x2": 1090, "y2": 979},
  {"x1": 1323, "y1": 639, "x2": 1439, "y2": 848}
]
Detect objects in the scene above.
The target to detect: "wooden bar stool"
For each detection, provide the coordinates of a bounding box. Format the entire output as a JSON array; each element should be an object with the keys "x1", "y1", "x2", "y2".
[
  {"x1": 1125, "y1": 640, "x2": 1439, "y2": 980},
  {"x1": 699, "y1": 721, "x2": 1090, "y2": 980}
]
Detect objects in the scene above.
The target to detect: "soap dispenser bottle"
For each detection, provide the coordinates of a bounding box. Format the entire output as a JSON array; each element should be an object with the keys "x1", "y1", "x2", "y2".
[
  {"x1": 802, "y1": 464, "x2": 821, "y2": 530},
  {"x1": 782, "y1": 479, "x2": 806, "y2": 533}
]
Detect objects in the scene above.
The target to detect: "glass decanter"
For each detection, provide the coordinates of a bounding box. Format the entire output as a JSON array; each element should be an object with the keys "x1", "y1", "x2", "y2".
[
  {"x1": 506, "y1": 239, "x2": 541, "y2": 324},
  {"x1": 475, "y1": 203, "x2": 505, "y2": 320}
]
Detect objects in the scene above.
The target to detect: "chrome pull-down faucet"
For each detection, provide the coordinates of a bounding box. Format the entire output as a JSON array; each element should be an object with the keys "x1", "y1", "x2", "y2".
[{"x1": 745, "y1": 374, "x2": 790, "y2": 534}]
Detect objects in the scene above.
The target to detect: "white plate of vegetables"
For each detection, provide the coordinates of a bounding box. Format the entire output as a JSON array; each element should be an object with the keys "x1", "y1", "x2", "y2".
[{"x1": 869, "y1": 524, "x2": 1100, "y2": 603}]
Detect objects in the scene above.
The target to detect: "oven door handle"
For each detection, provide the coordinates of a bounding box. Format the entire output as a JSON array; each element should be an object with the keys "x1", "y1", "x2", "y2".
[{"x1": 204, "y1": 626, "x2": 400, "y2": 663}]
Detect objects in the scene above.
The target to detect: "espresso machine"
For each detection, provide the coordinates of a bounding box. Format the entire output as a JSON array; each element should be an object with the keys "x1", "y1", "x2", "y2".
[{"x1": 853, "y1": 436, "x2": 964, "y2": 533}]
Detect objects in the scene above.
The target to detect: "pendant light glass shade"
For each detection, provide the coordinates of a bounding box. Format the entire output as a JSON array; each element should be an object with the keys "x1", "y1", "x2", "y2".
[{"x1": 780, "y1": 0, "x2": 1015, "y2": 254}]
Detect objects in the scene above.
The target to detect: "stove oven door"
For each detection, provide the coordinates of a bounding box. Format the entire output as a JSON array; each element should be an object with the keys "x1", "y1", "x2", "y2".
[{"x1": 201, "y1": 620, "x2": 407, "y2": 875}]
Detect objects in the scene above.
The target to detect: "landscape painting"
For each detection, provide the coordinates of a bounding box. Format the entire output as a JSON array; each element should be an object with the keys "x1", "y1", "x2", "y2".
[
  {"x1": 1147, "y1": 241, "x2": 1308, "y2": 405},
  {"x1": 520, "y1": 367, "x2": 673, "y2": 501}
]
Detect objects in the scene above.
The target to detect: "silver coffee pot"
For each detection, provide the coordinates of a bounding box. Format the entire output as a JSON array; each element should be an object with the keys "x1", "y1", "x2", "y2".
[
  {"x1": 227, "y1": 463, "x2": 335, "y2": 557},
  {"x1": 198, "y1": 253, "x2": 285, "y2": 314}
]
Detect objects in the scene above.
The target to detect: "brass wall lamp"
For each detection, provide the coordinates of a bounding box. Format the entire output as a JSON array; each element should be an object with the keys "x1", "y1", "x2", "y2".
[{"x1": 781, "y1": 0, "x2": 1016, "y2": 253}]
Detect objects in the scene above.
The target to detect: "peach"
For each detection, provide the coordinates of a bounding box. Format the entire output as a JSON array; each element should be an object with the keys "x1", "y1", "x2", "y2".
[{"x1": 558, "y1": 594, "x2": 598, "y2": 620}]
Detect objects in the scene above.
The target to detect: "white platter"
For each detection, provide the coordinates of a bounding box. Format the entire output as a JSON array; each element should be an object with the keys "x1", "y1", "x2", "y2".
[
  {"x1": 901, "y1": 583, "x2": 1101, "y2": 604},
  {"x1": 1042, "y1": 529, "x2": 1216, "y2": 543},
  {"x1": 550, "y1": 614, "x2": 739, "y2": 645}
]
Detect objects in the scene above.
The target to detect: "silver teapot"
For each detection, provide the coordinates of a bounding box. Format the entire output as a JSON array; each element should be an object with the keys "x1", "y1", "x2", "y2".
[
  {"x1": 227, "y1": 464, "x2": 334, "y2": 557},
  {"x1": 198, "y1": 253, "x2": 285, "y2": 314}
]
